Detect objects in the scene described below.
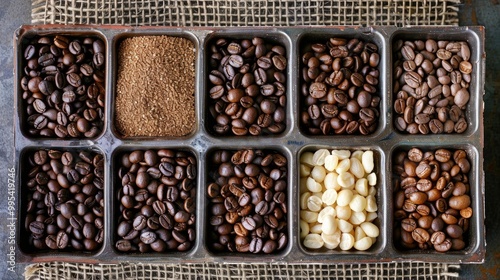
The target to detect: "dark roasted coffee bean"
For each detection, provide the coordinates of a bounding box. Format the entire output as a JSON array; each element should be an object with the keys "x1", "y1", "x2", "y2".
[
  {"x1": 208, "y1": 38, "x2": 287, "y2": 136},
  {"x1": 207, "y1": 149, "x2": 287, "y2": 253},
  {"x1": 22, "y1": 36, "x2": 105, "y2": 138}
]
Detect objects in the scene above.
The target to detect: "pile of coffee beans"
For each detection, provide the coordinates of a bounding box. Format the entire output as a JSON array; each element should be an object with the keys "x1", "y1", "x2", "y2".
[
  {"x1": 206, "y1": 149, "x2": 288, "y2": 253},
  {"x1": 24, "y1": 149, "x2": 104, "y2": 251},
  {"x1": 299, "y1": 149, "x2": 379, "y2": 251},
  {"x1": 21, "y1": 35, "x2": 105, "y2": 138},
  {"x1": 393, "y1": 40, "x2": 472, "y2": 134},
  {"x1": 300, "y1": 37, "x2": 381, "y2": 135},
  {"x1": 393, "y1": 148, "x2": 472, "y2": 251},
  {"x1": 207, "y1": 37, "x2": 287, "y2": 136},
  {"x1": 115, "y1": 150, "x2": 196, "y2": 253}
]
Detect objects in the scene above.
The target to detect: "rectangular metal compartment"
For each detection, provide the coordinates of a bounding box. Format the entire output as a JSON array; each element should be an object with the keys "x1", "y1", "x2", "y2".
[{"x1": 13, "y1": 25, "x2": 485, "y2": 264}]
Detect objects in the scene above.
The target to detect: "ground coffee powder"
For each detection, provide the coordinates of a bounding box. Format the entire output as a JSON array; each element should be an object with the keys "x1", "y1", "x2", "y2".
[{"x1": 115, "y1": 36, "x2": 196, "y2": 137}]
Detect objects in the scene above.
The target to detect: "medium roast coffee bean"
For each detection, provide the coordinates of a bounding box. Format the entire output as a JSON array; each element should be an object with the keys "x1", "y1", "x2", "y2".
[
  {"x1": 207, "y1": 149, "x2": 288, "y2": 253},
  {"x1": 301, "y1": 37, "x2": 380, "y2": 135},
  {"x1": 393, "y1": 39, "x2": 472, "y2": 134},
  {"x1": 393, "y1": 148, "x2": 472, "y2": 252}
]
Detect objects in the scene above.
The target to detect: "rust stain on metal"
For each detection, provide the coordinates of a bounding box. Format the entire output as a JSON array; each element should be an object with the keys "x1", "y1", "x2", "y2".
[{"x1": 471, "y1": 8, "x2": 478, "y2": 25}]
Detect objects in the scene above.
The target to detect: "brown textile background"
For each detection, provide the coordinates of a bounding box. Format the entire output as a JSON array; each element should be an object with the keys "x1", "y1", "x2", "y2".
[
  {"x1": 32, "y1": 0, "x2": 461, "y2": 26},
  {"x1": 27, "y1": 0, "x2": 462, "y2": 279}
]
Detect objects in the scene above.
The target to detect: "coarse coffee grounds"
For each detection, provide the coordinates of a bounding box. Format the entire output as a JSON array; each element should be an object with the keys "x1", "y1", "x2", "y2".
[{"x1": 115, "y1": 36, "x2": 196, "y2": 137}]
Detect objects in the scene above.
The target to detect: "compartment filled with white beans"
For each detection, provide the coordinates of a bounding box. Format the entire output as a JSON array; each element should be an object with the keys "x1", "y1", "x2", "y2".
[{"x1": 299, "y1": 148, "x2": 381, "y2": 252}]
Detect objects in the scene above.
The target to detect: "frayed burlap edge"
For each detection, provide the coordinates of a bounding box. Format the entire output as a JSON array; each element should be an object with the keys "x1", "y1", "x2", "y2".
[
  {"x1": 24, "y1": 262, "x2": 460, "y2": 279},
  {"x1": 32, "y1": 0, "x2": 461, "y2": 27}
]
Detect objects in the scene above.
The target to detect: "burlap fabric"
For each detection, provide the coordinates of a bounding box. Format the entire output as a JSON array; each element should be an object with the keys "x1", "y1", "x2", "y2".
[
  {"x1": 25, "y1": 262, "x2": 460, "y2": 279},
  {"x1": 27, "y1": 0, "x2": 462, "y2": 279},
  {"x1": 32, "y1": 0, "x2": 461, "y2": 26}
]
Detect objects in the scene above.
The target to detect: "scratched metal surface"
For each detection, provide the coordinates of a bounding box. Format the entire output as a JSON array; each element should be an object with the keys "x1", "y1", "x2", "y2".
[{"x1": 458, "y1": 0, "x2": 500, "y2": 278}]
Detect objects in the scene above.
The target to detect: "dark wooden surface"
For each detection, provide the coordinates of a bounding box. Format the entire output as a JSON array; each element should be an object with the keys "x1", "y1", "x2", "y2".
[{"x1": 459, "y1": 0, "x2": 500, "y2": 278}]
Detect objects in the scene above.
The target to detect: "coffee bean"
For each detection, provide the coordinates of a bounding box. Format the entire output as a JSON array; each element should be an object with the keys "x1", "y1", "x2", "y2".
[
  {"x1": 21, "y1": 36, "x2": 105, "y2": 138},
  {"x1": 301, "y1": 38, "x2": 380, "y2": 135},
  {"x1": 208, "y1": 37, "x2": 287, "y2": 136},
  {"x1": 393, "y1": 40, "x2": 472, "y2": 134},
  {"x1": 115, "y1": 150, "x2": 196, "y2": 253},
  {"x1": 207, "y1": 149, "x2": 288, "y2": 253},
  {"x1": 394, "y1": 148, "x2": 472, "y2": 251}
]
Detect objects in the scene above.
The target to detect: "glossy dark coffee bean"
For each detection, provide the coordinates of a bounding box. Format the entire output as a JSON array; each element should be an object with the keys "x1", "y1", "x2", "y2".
[
  {"x1": 208, "y1": 37, "x2": 287, "y2": 136},
  {"x1": 207, "y1": 149, "x2": 288, "y2": 253},
  {"x1": 115, "y1": 149, "x2": 196, "y2": 253},
  {"x1": 21, "y1": 36, "x2": 105, "y2": 138}
]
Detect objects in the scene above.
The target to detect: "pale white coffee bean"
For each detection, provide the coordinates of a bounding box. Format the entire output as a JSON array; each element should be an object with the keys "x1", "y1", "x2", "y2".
[
  {"x1": 322, "y1": 230, "x2": 341, "y2": 249},
  {"x1": 332, "y1": 150, "x2": 351, "y2": 160},
  {"x1": 312, "y1": 149, "x2": 330, "y2": 166},
  {"x1": 322, "y1": 214, "x2": 337, "y2": 235},
  {"x1": 300, "y1": 219, "x2": 310, "y2": 238},
  {"x1": 322, "y1": 189, "x2": 338, "y2": 205},
  {"x1": 367, "y1": 172, "x2": 377, "y2": 186},
  {"x1": 354, "y1": 225, "x2": 366, "y2": 241},
  {"x1": 312, "y1": 192, "x2": 323, "y2": 200},
  {"x1": 368, "y1": 186, "x2": 376, "y2": 196},
  {"x1": 365, "y1": 195, "x2": 378, "y2": 212},
  {"x1": 361, "y1": 151, "x2": 374, "y2": 173},
  {"x1": 337, "y1": 172, "x2": 355, "y2": 189},
  {"x1": 306, "y1": 177, "x2": 322, "y2": 192},
  {"x1": 339, "y1": 233, "x2": 355, "y2": 250},
  {"x1": 300, "y1": 177, "x2": 308, "y2": 193},
  {"x1": 336, "y1": 205, "x2": 352, "y2": 220},
  {"x1": 349, "y1": 211, "x2": 366, "y2": 225},
  {"x1": 300, "y1": 192, "x2": 311, "y2": 210},
  {"x1": 355, "y1": 178, "x2": 369, "y2": 196},
  {"x1": 354, "y1": 236, "x2": 373, "y2": 251},
  {"x1": 337, "y1": 189, "x2": 353, "y2": 206},
  {"x1": 303, "y1": 233, "x2": 324, "y2": 249},
  {"x1": 338, "y1": 219, "x2": 354, "y2": 233},
  {"x1": 323, "y1": 241, "x2": 337, "y2": 250},
  {"x1": 310, "y1": 222, "x2": 323, "y2": 234},
  {"x1": 349, "y1": 194, "x2": 367, "y2": 212},
  {"x1": 349, "y1": 158, "x2": 365, "y2": 179},
  {"x1": 366, "y1": 212, "x2": 378, "y2": 222},
  {"x1": 360, "y1": 222, "x2": 379, "y2": 238},
  {"x1": 324, "y1": 154, "x2": 339, "y2": 172},
  {"x1": 324, "y1": 172, "x2": 340, "y2": 190},
  {"x1": 311, "y1": 165, "x2": 326, "y2": 182},
  {"x1": 300, "y1": 210, "x2": 318, "y2": 223},
  {"x1": 300, "y1": 164, "x2": 311, "y2": 177},
  {"x1": 300, "y1": 152, "x2": 315, "y2": 166},
  {"x1": 307, "y1": 195, "x2": 323, "y2": 212},
  {"x1": 335, "y1": 158, "x2": 351, "y2": 174},
  {"x1": 318, "y1": 206, "x2": 336, "y2": 223},
  {"x1": 351, "y1": 150, "x2": 364, "y2": 161}
]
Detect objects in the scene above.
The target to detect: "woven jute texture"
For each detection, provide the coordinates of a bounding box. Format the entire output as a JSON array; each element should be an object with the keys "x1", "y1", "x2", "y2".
[
  {"x1": 32, "y1": 0, "x2": 461, "y2": 26},
  {"x1": 25, "y1": 262, "x2": 460, "y2": 279},
  {"x1": 27, "y1": 0, "x2": 462, "y2": 279}
]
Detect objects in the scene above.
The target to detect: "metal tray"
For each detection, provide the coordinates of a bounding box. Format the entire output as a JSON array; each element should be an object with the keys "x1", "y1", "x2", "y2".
[{"x1": 13, "y1": 25, "x2": 485, "y2": 264}]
